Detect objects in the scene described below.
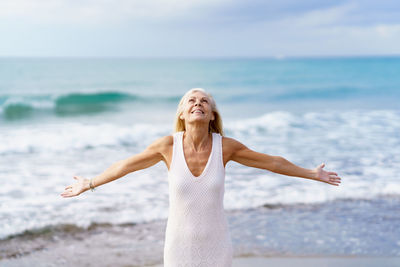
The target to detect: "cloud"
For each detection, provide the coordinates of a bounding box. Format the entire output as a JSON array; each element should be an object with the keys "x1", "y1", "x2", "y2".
[
  {"x1": 1, "y1": 0, "x2": 399, "y2": 57},
  {"x1": 182, "y1": 3, "x2": 400, "y2": 57},
  {"x1": 375, "y1": 24, "x2": 400, "y2": 37},
  {"x1": 203, "y1": 0, "x2": 346, "y2": 25},
  {"x1": 1, "y1": 0, "x2": 399, "y2": 27},
  {"x1": 0, "y1": 0, "x2": 231, "y2": 24}
]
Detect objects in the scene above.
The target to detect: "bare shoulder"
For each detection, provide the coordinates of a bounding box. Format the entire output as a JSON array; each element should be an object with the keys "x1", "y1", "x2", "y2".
[
  {"x1": 152, "y1": 135, "x2": 173, "y2": 166},
  {"x1": 222, "y1": 136, "x2": 247, "y2": 150},
  {"x1": 154, "y1": 135, "x2": 173, "y2": 145},
  {"x1": 222, "y1": 136, "x2": 249, "y2": 164},
  {"x1": 148, "y1": 135, "x2": 173, "y2": 151}
]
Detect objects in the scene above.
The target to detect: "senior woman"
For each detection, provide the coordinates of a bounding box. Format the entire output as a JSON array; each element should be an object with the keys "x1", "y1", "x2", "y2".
[{"x1": 61, "y1": 88, "x2": 341, "y2": 267}]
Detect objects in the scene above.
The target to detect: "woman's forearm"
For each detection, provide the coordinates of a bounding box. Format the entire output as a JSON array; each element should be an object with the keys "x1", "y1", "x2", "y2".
[
  {"x1": 273, "y1": 156, "x2": 316, "y2": 180},
  {"x1": 61, "y1": 137, "x2": 168, "y2": 198},
  {"x1": 85, "y1": 160, "x2": 128, "y2": 191}
]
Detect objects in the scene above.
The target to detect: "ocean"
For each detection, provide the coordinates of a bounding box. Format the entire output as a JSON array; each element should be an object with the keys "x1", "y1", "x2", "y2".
[{"x1": 1, "y1": 57, "x2": 400, "y2": 261}]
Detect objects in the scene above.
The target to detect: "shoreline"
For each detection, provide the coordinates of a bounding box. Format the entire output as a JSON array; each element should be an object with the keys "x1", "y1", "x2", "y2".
[
  {"x1": 3, "y1": 255, "x2": 400, "y2": 267},
  {"x1": 2, "y1": 198, "x2": 400, "y2": 265},
  {"x1": 229, "y1": 256, "x2": 400, "y2": 267}
]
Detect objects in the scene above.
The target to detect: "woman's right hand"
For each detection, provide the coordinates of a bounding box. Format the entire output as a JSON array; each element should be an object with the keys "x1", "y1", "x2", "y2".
[{"x1": 60, "y1": 176, "x2": 90, "y2": 198}]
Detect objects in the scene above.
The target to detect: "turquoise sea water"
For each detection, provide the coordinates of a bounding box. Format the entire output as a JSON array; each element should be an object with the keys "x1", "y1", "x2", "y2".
[
  {"x1": 1, "y1": 57, "x2": 400, "y2": 258},
  {"x1": 1, "y1": 57, "x2": 399, "y2": 122}
]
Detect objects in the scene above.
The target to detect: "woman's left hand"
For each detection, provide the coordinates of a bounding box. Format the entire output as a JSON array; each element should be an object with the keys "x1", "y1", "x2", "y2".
[
  {"x1": 60, "y1": 176, "x2": 89, "y2": 198},
  {"x1": 314, "y1": 163, "x2": 341, "y2": 186}
]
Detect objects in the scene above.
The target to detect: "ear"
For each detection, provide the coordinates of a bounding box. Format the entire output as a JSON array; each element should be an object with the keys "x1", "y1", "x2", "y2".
[
  {"x1": 179, "y1": 114, "x2": 184, "y2": 120},
  {"x1": 211, "y1": 112, "x2": 215, "y2": 121}
]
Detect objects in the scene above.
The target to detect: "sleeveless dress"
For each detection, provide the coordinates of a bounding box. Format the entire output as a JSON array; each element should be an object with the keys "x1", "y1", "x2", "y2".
[{"x1": 164, "y1": 131, "x2": 233, "y2": 267}]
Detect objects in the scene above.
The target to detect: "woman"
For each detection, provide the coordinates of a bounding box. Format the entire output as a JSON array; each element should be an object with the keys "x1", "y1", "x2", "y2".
[{"x1": 61, "y1": 88, "x2": 341, "y2": 266}]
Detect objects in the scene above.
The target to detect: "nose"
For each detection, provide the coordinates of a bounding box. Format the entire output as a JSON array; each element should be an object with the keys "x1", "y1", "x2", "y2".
[{"x1": 194, "y1": 99, "x2": 202, "y2": 106}]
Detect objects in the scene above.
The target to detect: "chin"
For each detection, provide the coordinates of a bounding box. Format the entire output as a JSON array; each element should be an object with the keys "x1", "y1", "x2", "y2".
[{"x1": 190, "y1": 117, "x2": 210, "y2": 123}]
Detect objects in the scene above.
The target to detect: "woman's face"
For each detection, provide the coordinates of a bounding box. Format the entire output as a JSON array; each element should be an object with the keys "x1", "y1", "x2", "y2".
[{"x1": 180, "y1": 91, "x2": 215, "y2": 124}]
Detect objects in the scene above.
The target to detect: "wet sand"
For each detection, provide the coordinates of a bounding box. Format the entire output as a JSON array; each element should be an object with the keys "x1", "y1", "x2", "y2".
[
  {"x1": 2, "y1": 202, "x2": 400, "y2": 266},
  {"x1": 1, "y1": 225, "x2": 399, "y2": 267},
  {"x1": 3, "y1": 253, "x2": 400, "y2": 267},
  {"x1": 229, "y1": 257, "x2": 400, "y2": 267},
  {"x1": 152, "y1": 257, "x2": 400, "y2": 267}
]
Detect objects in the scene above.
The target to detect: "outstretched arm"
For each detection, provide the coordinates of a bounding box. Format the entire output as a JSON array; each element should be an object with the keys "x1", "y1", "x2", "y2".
[
  {"x1": 61, "y1": 135, "x2": 172, "y2": 197},
  {"x1": 223, "y1": 137, "x2": 341, "y2": 186}
]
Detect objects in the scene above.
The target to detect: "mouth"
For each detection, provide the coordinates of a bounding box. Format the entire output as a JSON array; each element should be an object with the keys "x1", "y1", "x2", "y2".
[{"x1": 191, "y1": 109, "x2": 204, "y2": 114}]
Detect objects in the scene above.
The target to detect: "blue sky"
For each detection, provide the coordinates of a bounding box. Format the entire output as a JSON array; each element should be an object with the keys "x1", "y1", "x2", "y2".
[{"x1": 1, "y1": 0, "x2": 399, "y2": 57}]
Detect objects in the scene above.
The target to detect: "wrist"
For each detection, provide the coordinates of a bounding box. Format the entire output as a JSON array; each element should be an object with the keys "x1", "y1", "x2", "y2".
[
  {"x1": 83, "y1": 178, "x2": 91, "y2": 192},
  {"x1": 89, "y1": 177, "x2": 96, "y2": 192},
  {"x1": 309, "y1": 169, "x2": 318, "y2": 180}
]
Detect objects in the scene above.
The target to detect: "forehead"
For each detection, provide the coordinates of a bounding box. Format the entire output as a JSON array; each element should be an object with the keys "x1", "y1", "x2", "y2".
[{"x1": 187, "y1": 91, "x2": 209, "y2": 99}]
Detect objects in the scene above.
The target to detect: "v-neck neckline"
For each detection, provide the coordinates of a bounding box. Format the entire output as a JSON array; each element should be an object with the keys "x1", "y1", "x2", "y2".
[{"x1": 181, "y1": 132, "x2": 214, "y2": 179}]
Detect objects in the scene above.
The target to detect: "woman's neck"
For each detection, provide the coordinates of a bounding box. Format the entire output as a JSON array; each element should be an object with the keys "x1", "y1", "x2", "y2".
[{"x1": 184, "y1": 124, "x2": 211, "y2": 151}]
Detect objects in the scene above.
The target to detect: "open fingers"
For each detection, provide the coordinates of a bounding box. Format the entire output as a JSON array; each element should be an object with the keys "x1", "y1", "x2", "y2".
[
  {"x1": 60, "y1": 191, "x2": 71, "y2": 197},
  {"x1": 61, "y1": 188, "x2": 74, "y2": 197},
  {"x1": 61, "y1": 176, "x2": 82, "y2": 197},
  {"x1": 328, "y1": 175, "x2": 341, "y2": 185},
  {"x1": 328, "y1": 181, "x2": 340, "y2": 186}
]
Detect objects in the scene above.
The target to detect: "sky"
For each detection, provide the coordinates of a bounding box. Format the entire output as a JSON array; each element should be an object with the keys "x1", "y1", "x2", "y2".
[{"x1": 1, "y1": 0, "x2": 399, "y2": 58}]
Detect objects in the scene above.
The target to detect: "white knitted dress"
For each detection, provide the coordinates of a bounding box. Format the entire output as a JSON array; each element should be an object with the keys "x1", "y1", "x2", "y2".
[{"x1": 164, "y1": 131, "x2": 233, "y2": 267}]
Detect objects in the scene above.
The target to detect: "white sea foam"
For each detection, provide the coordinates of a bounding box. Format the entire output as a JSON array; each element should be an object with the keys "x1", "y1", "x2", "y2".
[
  {"x1": 1, "y1": 109, "x2": 400, "y2": 239},
  {"x1": 0, "y1": 122, "x2": 170, "y2": 154}
]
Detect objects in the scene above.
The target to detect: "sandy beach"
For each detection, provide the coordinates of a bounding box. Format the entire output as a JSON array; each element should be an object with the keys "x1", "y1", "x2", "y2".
[
  {"x1": 1, "y1": 214, "x2": 400, "y2": 267},
  {"x1": 0, "y1": 253, "x2": 400, "y2": 267},
  {"x1": 2, "y1": 241, "x2": 400, "y2": 267},
  {"x1": 154, "y1": 257, "x2": 400, "y2": 267},
  {"x1": 233, "y1": 257, "x2": 400, "y2": 267}
]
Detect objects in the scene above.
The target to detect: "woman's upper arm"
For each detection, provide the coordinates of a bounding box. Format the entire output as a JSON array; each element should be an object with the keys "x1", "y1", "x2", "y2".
[
  {"x1": 122, "y1": 135, "x2": 173, "y2": 173},
  {"x1": 223, "y1": 137, "x2": 277, "y2": 171}
]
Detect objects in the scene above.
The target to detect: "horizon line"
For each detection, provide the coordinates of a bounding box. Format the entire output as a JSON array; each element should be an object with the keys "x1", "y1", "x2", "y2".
[{"x1": 1, "y1": 54, "x2": 400, "y2": 60}]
